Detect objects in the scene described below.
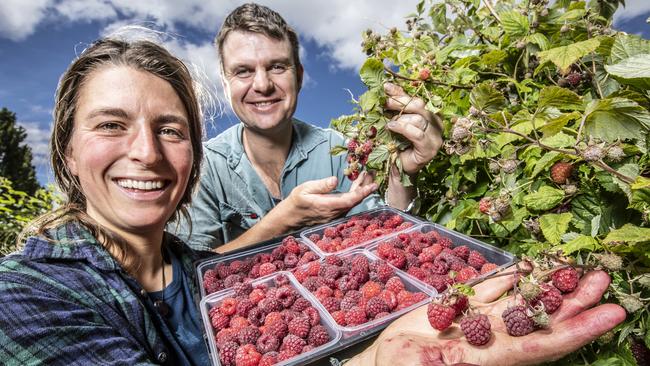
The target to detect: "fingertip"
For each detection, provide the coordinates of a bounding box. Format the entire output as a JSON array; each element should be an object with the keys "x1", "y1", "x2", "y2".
[{"x1": 327, "y1": 176, "x2": 338, "y2": 187}]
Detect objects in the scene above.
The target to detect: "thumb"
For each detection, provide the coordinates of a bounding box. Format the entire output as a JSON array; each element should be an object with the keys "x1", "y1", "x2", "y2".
[
  {"x1": 299, "y1": 176, "x2": 338, "y2": 194},
  {"x1": 384, "y1": 82, "x2": 406, "y2": 97}
]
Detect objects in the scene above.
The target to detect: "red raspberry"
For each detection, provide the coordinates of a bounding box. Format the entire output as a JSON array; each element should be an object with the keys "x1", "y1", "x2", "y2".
[
  {"x1": 325, "y1": 255, "x2": 343, "y2": 266},
  {"x1": 351, "y1": 254, "x2": 370, "y2": 272},
  {"x1": 384, "y1": 248, "x2": 407, "y2": 269},
  {"x1": 216, "y1": 328, "x2": 238, "y2": 348},
  {"x1": 340, "y1": 294, "x2": 360, "y2": 311},
  {"x1": 236, "y1": 299, "x2": 255, "y2": 317},
  {"x1": 288, "y1": 315, "x2": 311, "y2": 339},
  {"x1": 438, "y1": 237, "x2": 453, "y2": 248},
  {"x1": 337, "y1": 275, "x2": 359, "y2": 292},
  {"x1": 418, "y1": 248, "x2": 437, "y2": 263},
  {"x1": 247, "y1": 307, "x2": 265, "y2": 327},
  {"x1": 531, "y1": 283, "x2": 563, "y2": 314},
  {"x1": 376, "y1": 242, "x2": 394, "y2": 258},
  {"x1": 362, "y1": 140, "x2": 373, "y2": 155},
  {"x1": 456, "y1": 266, "x2": 479, "y2": 283},
  {"x1": 237, "y1": 325, "x2": 261, "y2": 345},
  {"x1": 478, "y1": 197, "x2": 492, "y2": 214},
  {"x1": 216, "y1": 263, "x2": 232, "y2": 279},
  {"x1": 321, "y1": 297, "x2": 341, "y2": 313},
  {"x1": 551, "y1": 267, "x2": 579, "y2": 293},
  {"x1": 224, "y1": 274, "x2": 244, "y2": 288},
  {"x1": 235, "y1": 344, "x2": 261, "y2": 366},
  {"x1": 418, "y1": 68, "x2": 431, "y2": 80},
  {"x1": 467, "y1": 251, "x2": 487, "y2": 270},
  {"x1": 220, "y1": 298, "x2": 238, "y2": 316},
  {"x1": 453, "y1": 246, "x2": 470, "y2": 261},
  {"x1": 323, "y1": 226, "x2": 338, "y2": 239},
  {"x1": 264, "y1": 311, "x2": 283, "y2": 325},
  {"x1": 375, "y1": 262, "x2": 395, "y2": 283},
  {"x1": 218, "y1": 341, "x2": 238, "y2": 366},
  {"x1": 332, "y1": 310, "x2": 347, "y2": 325},
  {"x1": 360, "y1": 281, "x2": 382, "y2": 299},
  {"x1": 264, "y1": 320, "x2": 288, "y2": 339},
  {"x1": 379, "y1": 290, "x2": 398, "y2": 310},
  {"x1": 276, "y1": 349, "x2": 298, "y2": 362},
  {"x1": 405, "y1": 253, "x2": 421, "y2": 269},
  {"x1": 211, "y1": 312, "x2": 230, "y2": 332},
  {"x1": 385, "y1": 276, "x2": 405, "y2": 294},
  {"x1": 424, "y1": 274, "x2": 453, "y2": 292},
  {"x1": 291, "y1": 298, "x2": 311, "y2": 312},
  {"x1": 303, "y1": 306, "x2": 321, "y2": 327},
  {"x1": 407, "y1": 266, "x2": 428, "y2": 281},
  {"x1": 345, "y1": 306, "x2": 368, "y2": 326},
  {"x1": 203, "y1": 269, "x2": 223, "y2": 294},
  {"x1": 258, "y1": 352, "x2": 278, "y2": 366},
  {"x1": 276, "y1": 286, "x2": 297, "y2": 308},
  {"x1": 347, "y1": 139, "x2": 359, "y2": 153},
  {"x1": 365, "y1": 297, "x2": 390, "y2": 318},
  {"x1": 307, "y1": 324, "x2": 331, "y2": 347},
  {"x1": 411, "y1": 292, "x2": 428, "y2": 303},
  {"x1": 233, "y1": 281, "x2": 253, "y2": 298},
  {"x1": 502, "y1": 305, "x2": 536, "y2": 336},
  {"x1": 258, "y1": 263, "x2": 277, "y2": 277},
  {"x1": 450, "y1": 294, "x2": 469, "y2": 316},
  {"x1": 550, "y1": 162, "x2": 574, "y2": 184},
  {"x1": 281, "y1": 334, "x2": 306, "y2": 354},
  {"x1": 427, "y1": 302, "x2": 456, "y2": 331},
  {"x1": 460, "y1": 314, "x2": 492, "y2": 346},
  {"x1": 480, "y1": 262, "x2": 498, "y2": 274},
  {"x1": 396, "y1": 290, "x2": 413, "y2": 305},
  {"x1": 256, "y1": 333, "x2": 280, "y2": 353}
]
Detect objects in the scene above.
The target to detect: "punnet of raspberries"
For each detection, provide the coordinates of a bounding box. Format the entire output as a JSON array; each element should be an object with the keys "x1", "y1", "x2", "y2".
[
  {"x1": 298, "y1": 252, "x2": 430, "y2": 328},
  {"x1": 202, "y1": 235, "x2": 320, "y2": 295},
  {"x1": 209, "y1": 273, "x2": 332, "y2": 366},
  {"x1": 305, "y1": 211, "x2": 415, "y2": 253},
  {"x1": 371, "y1": 227, "x2": 499, "y2": 291}
]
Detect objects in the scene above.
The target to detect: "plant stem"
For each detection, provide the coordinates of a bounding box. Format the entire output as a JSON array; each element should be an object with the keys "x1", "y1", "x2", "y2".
[
  {"x1": 383, "y1": 66, "x2": 473, "y2": 90},
  {"x1": 482, "y1": 0, "x2": 501, "y2": 24}
]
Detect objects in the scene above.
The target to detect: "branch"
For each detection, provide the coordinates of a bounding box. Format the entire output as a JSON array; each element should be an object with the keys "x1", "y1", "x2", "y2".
[
  {"x1": 384, "y1": 66, "x2": 473, "y2": 90},
  {"x1": 482, "y1": 0, "x2": 501, "y2": 23}
]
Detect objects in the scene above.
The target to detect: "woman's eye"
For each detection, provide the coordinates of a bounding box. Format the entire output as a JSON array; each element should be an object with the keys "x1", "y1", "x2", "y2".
[{"x1": 98, "y1": 122, "x2": 122, "y2": 131}]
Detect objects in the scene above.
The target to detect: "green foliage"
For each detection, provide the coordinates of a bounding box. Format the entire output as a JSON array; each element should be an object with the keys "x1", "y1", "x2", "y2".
[
  {"x1": 0, "y1": 177, "x2": 60, "y2": 255},
  {"x1": 332, "y1": 0, "x2": 650, "y2": 362},
  {"x1": 0, "y1": 108, "x2": 41, "y2": 195}
]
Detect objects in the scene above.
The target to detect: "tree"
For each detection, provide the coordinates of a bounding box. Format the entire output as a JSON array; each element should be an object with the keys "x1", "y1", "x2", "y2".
[{"x1": 0, "y1": 107, "x2": 40, "y2": 195}]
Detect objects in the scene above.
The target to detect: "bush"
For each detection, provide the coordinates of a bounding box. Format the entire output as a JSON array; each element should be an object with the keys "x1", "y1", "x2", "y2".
[{"x1": 332, "y1": 0, "x2": 650, "y2": 362}]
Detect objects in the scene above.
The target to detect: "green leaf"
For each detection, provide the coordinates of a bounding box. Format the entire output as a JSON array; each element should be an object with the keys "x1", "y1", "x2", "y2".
[
  {"x1": 330, "y1": 145, "x2": 347, "y2": 156},
  {"x1": 605, "y1": 54, "x2": 650, "y2": 89},
  {"x1": 557, "y1": 8, "x2": 586, "y2": 21},
  {"x1": 537, "y1": 38, "x2": 601, "y2": 73},
  {"x1": 358, "y1": 89, "x2": 382, "y2": 112},
  {"x1": 366, "y1": 145, "x2": 390, "y2": 170},
  {"x1": 540, "y1": 111, "x2": 581, "y2": 137},
  {"x1": 500, "y1": 10, "x2": 529, "y2": 38},
  {"x1": 539, "y1": 132, "x2": 576, "y2": 148},
  {"x1": 539, "y1": 213, "x2": 573, "y2": 245},
  {"x1": 584, "y1": 97, "x2": 650, "y2": 146},
  {"x1": 603, "y1": 224, "x2": 650, "y2": 244},
  {"x1": 480, "y1": 49, "x2": 508, "y2": 67},
  {"x1": 525, "y1": 33, "x2": 550, "y2": 51},
  {"x1": 469, "y1": 83, "x2": 506, "y2": 113},
  {"x1": 359, "y1": 58, "x2": 385, "y2": 89},
  {"x1": 536, "y1": 86, "x2": 583, "y2": 111},
  {"x1": 610, "y1": 34, "x2": 650, "y2": 63},
  {"x1": 530, "y1": 151, "x2": 560, "y2": 178},
  {"x1": 524, "y1": 186, "x2": 565, "y2": 211},
  {"x1": 556, "y1": 234, "x2": 600, "y2": 255}
]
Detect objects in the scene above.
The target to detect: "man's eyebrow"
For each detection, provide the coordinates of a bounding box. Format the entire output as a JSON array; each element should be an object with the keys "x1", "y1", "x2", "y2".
[
  {"x1": 228, "y1": 57, "x2": 293, "y2": 70},
  {"x1": 86, "y1": 108, "x2": 129, "y2": 119},
  {"x1": 154, "y1": 114, "x2": 189, "y2": 125}
]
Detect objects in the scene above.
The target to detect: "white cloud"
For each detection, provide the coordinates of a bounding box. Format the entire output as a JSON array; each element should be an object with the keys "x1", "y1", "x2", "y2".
[
  {"x1": 614, "y1": 2, "x2": 650, "y2": 22},
  {"x1": 0, "y1": 0, "x2": 52, "y2": 41},
  {"x1": 17, "y1": 120, "x2": 52, "y2": 169}
]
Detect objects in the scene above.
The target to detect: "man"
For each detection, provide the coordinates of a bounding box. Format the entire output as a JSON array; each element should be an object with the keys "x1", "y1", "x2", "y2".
[{"x1": 178, "y1": 3, "x2": 442, "y2": 252}]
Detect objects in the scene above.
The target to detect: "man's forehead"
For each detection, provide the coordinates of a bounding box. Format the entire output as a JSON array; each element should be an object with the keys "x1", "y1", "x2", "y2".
[{"x1": 221, "y1": 30, "x2": 293, "y2": 66}]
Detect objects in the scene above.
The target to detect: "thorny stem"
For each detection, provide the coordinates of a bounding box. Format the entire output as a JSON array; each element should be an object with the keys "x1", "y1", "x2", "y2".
[
  {"x1": 482, "y1": 0, "x2": 501, "y2": 23},
  {"x1": 593, "y1": 160, "x2": 636, "y2": 184},
  {"x1": 383, "y1": 66, "x2": 473, "y2": 90}
]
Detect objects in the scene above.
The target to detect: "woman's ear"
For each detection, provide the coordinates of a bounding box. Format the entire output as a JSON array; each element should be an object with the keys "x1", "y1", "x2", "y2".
[{"x1": 65, "y1": 146, "x2": 79, "y2": 176}]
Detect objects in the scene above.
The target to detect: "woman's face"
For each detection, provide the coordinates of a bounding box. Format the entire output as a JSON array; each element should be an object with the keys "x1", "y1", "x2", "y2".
[{"x1": 66, "y1": 65, "x2": 193, "y2": 239}]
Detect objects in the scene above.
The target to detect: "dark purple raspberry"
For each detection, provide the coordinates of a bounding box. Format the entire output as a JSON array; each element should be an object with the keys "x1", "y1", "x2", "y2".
[
  {"x1": 264, "y1": 320, "x2": 288, "y2": 339},
  {"x1": 223, "y1": 273, "x2": 244, "y2": 288},
  {"x1": 236, "y1": 298, "x2": 255, "y2": 317},
  {"x1": 256, "y1": 333, "x2": 280, "y2": 353},
  {"x1": 460, "y1": 314, "x2": 492, "y2": 346},
  {"x1": 275, "y1": 286, "x2": 297, "y2": 308},
  {"x1": 237, "y1": 325, "x2": 261, "y2": 345},
  {"x1": 307, "y1": 325, "x2": 331, "y2": 347},
  {"x1": 274, "y1": 273, "x2": 290, "y2": 287},
  {"x1": 218, "y1": 341, "x2": 238, "y2": 366},
  {"x1": 502, "y1": 305, "x2": 536, "y2": 336},
  {"x1": 283, "y1": 253, "x2": 299, "y2": 268},
  {"x1": 247, "y1": 307, "x2": 266, "y2": 326}
]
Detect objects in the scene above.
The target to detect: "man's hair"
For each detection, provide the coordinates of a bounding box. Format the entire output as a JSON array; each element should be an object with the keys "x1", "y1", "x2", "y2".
[{"x1": 215, "y1": 3, "x2": 301, "y2": 69}]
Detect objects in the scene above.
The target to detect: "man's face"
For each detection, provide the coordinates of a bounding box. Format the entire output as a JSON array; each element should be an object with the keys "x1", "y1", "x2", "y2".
[{"x1": 221, "y1": 31, "x2": 303, "y2": 135}]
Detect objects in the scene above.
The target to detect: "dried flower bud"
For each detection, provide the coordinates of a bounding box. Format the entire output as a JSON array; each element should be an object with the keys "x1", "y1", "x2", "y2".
[
  {"x1": 618, "y1": 293, "x2": 643, "y2": 314},
  {"x1": 606, "y1": 145, "x2": 625, "y2": 162},
  {"x1": 592, "y1": 253, "x2": 623, "y2": 271}
]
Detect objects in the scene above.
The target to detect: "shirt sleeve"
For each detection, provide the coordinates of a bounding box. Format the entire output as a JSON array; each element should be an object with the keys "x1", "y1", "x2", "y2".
[{"x1": 0, "y1": 278, "x2": 156, "y2": 365}]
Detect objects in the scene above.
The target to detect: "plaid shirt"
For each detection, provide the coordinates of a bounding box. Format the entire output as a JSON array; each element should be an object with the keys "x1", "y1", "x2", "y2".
[{"x1": 0, "y1": 221, "x2": 208, "y2": 365}]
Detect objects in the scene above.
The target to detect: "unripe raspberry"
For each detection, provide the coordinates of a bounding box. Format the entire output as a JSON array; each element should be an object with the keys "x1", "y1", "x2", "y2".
[
  {"x1": 451, "y1": 126, "x2": 471, "y2": 141},
  {"x1": 478, "y1": 197, "x2": 492, "y2": 214},
  {"x1": 488, "y1": 161, "x2": 500, "y2": 173},
  {"x1": 469, "y1": 106, "x2": 481, "y2": 117},
  {"x1": 366, "y1": 126, "x2": 377, "y2": 138},
  {"x1": 500, "y1": 159, "x2": 518, "y2": 174},
  {"x1": 562, "y1": 184, "x2": 578, "y2": 196},
  {"x1": 606, "y1": 145, "x2": 625, "y2": 162},
  {"x1": 582, "y1": 144, "x2": 604, "y2": 162},
  {"x1": 455, "y1": 117, "x2": 473, "y2": 129},
  {"x1": 523, "y1": 218, "x2": 541, "y2": 235}
]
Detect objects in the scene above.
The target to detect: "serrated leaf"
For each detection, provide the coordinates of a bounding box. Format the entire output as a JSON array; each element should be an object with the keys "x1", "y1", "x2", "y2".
[
  {"x1": 558, "y1": 8, "x2": 586, "y2": 21},
  {"x1": 360, "y1": 58, "x2": 385, "y2": 89},
  {"x1": 539, "y1": 212, "x2": 573, "y2": 245},
  {"x1": 540, "y1": 111, "x2": 581, "y2": 137},
  {"x1": 530, "y1": 151, "x2": 560, "y2": 178},
  {"x1": 610, "y1": 34, "x2": 650, "y2": 64},
  {"x1": 603, "y1": 224, "x2": 650, "y2": 244},
  {"x1": 500, "y1": 10, "x2": 529, "y2": 38},
  {"x1": 526, "y1": 33, "x2": 550, "y2": 51},
  {"x1": 556, "y1": 234, "x2": 599, "y2": 255},
  {"x1": 536, "y1": 86, "x2": 583, "y2": 111},
  {"x1": 469, "y1": 82, "x2": 506, "y2": 113},
  {"x1": 537, "y1": 38, "x2": 601, "y2": 73},
  {"x1": 358, "y1": 89, "x2": 382, "y2": 112},
  {"x1": 524, "y1": 186, "x2": 565, "y2": 211},
  {"x1": 366, "y1": 145, "x2": 390, "y2": 170},
  {"x1": 591, "y1": 214, "x2": 601, "y2": 237},
  {"x1": 584, "y1": 97, "x2": 650, "y2": 146},
  {"x1": 539, "y1": 132, "x2": 576, "y2": 148},
  {"x1": 480, "y1": 49, "x2": 508, "y2": 66},
  {"x1": 605, "y1": 54, "x2": 650, "y2": 89},
  {"x1": 330, "y1": 145, "x2": 347, "y2": 156}
]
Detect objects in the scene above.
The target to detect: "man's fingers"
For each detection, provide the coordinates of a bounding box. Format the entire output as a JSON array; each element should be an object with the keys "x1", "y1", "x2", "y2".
[
  {"x1": 298, "y1": 176, "x2": 338, "y2": 194},
  {"x1": 551, "y1": 270, "x2": 612, "y2": 323},
  {"x1": 472, "y1": 266, "x2": 519, "y2": 303},
  {"x1": 349, "y1": 171, "x2": 373, "y2": 192}
]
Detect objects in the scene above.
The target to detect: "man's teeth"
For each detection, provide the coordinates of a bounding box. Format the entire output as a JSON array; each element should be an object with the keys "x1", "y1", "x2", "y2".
[
  {"x1": 117, "y1": 179, "x2": 164, "y2": 190},
  {"x1": 254, "y1": 101, "x2": 273, "y2": 107}
]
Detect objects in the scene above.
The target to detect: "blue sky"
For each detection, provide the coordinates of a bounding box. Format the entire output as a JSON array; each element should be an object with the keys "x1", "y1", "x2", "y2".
[{"x1": 0, "y1": 0, "x2": 648, "y2": 186}]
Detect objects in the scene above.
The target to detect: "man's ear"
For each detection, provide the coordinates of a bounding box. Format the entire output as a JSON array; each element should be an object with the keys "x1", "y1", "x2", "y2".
[
  {"x1": 296, "y1": 63, "x2": 304, "y2": 92},
  {"x1": 219, "y1": 66, "x2": 233, "y2": 103}
]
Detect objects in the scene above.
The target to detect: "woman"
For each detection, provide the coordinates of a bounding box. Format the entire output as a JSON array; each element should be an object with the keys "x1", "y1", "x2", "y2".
[{"x1": 0, "y1": 36, "x2": 209, "y2": 365}]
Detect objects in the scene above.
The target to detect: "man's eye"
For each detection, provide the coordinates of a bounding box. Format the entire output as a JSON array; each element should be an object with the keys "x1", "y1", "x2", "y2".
[
  {"x1": 234, "y1": 69, "x2": 253, "y2": 78},
  {"x1": 160, "y1": 127, "x2": 183, "y2": 138},
  {"x1": 270, "y1": 64, "x2": 287, "y2": 73}
]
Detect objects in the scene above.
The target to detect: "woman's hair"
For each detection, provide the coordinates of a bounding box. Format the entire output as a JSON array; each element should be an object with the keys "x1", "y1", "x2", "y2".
[{"x1": 21, "y1": 36, "x2": 204, "y2": 273}]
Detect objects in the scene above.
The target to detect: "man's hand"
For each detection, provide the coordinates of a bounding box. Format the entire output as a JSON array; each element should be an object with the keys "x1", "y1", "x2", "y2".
[
  {"x1": 346, "y1": 270, "x2": 626, "y2": 366},
  {"x1": 278, "y1": 172, "x2": 377, "y2": 229},
  {"x1": 384, "y1": 82, "x2": 443, "y2": 175}
]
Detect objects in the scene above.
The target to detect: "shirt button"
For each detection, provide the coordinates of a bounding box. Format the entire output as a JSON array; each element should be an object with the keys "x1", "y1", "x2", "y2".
[
  {"x1": 250, "y1": 213, "x2": 258, "y2": 219},
  {"x1": 139, "y1": 289, "x2": 147, "y2": 297},
  {"x1": 157, "y1": 351, "x2": 168, "y2": 363}
]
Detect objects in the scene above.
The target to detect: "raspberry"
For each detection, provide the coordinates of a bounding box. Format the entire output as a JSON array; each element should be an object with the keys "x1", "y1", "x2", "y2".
[
  {"x1": 276, "y1": 349, "x2": 298, "y2": 362},
  {"x1": 224, "y1": 274, "x2": 244, "y2": 288},
  {"x1": 456, "y1": 266, "x2": 479, "y2": 283},
  {"x1": 384, "y1": 248, "x2": 407, "y2": 269},
  {"x1": 211, "y1": 312, "x2": 230, "y2": 332},
  {"x1": 332, "y1": 310, "x2": 347, "y2": 325},
  {"x1": 631, "y1": 338, "x2": 650, "y2": 366},
  {"x1": 283, "y1": 253, "x2": 299, "y2": 268},
  {"x1": 220, "y1": 298, "x2": 238, "y2": 316},
  {"x1": 453, "y1": 246, "x2": 470, "y2": 261},
  {"x1": 258, "y1": 352, "x2": 278, "y2": 366},
  {"x1": 325, "y1": 255, "x2": 343, "y2": 266},
  {"x1": 480, "y1": 263, "x2": 498, "y2": 274},
  {"x1": 418, "y1": 248, "x2": 436, "y2": 263},
  {"x1": 450, "y1": 294, "x2": 469, "y2": 316},
  {"x1": 236, "y1": 299, "x2": 255, "y2": 317},
  {"x1": 247, "y1": 307, "x2": 265, "y2": 327},
  {"x1": 385, "y1": 276, "x2": 405, "y2": 294},
  {"x1": 259, "y1": 297, "x2": 283, "y2": 313},
  {"x1": 203, "y1": 269, "x2": 223, "y2": 294},
  {"x1": 531, "y1": 283, "x2": 563, "y2": 314},
  {"x1": 566, "y1": 72, "x2": 582, "y2": 86},
  {"x1": 340, "y1": 294, "x2": 360, "y2": 311},
  {"x1": 478, "y1": 197, "x2": 492, "y2": 214},
  {"x1": 235, "y1": 344, "x2": 261, "y2": 366},
  {"x1": 216, "y1": 263, "x2": 232, "y2": 279},
  {"x1": 407, "y1": 266, "x2": 428, "y2": 281},
  {"x1": 264, "y1": 311, "x2": 283, "y2": 325},
  {"x1": 303, "y1": 306, "x2": 321, "y2": 327},
  {"x1": 427, "y1": 302, "x2": 456, "y2": 331},
  {"x1": 376, "y1": 242, "x2": 395, "y2": 258},
  {"x1": 256, "y1": 333, "x2": 280, "y2": 353},
  {"x1": 405, "y1": 253, "x2": 421, "y2": 269},
  {"x1": 302, "y1": 277, "x2": 324, "y2": 292},
  {"x1": 288, "y1": 315, "x2": 311, "y2": 339},
  {"x1": 237, "y1": 325, "x2": 261, "y2": 345},
  {"x1": 291, "y1": 297, "x2": 311, "y2": 312},
  {"x1": 467, "y1": 251, "x2": 487, "y2": 270},
  {"x1": 550, "y1": 162, "x2": 574, "y2": 184},
  {"x1": 424, "y1": 274, "x2": 453, "y2": 292},
  {"x1": 233, "y1": 281, "x2": 253, "y2": 298},
  {"x1": 321, "y1": 297, "x2": 341, "y2": 313},
  {"x1": 351, "y1": 255, "x2": 370, "y2": 273},
  {"x1": 375, "y1": 262, "x2": 395, "y2": 283},
  {"x1": 216, "y1": 328, "x2": 238, "y2": 348},
  {"x1": 418, "y1": 68, "x2": 431, "y2": 80},
  {"x1": 275, "y1": 286, "x2": 297, "y2": 308},
  {"x1": 337, "y1": 275, "x2": 359, "y2": 292},
  {"x1": 264, "y1": 320, "x2": 288, "y2": 339},
  {"x1": 345, "y1": 306, "x2": 368, "y2": 326},
  {"x1": 360, "y1": 281, "x2": 382, "y2": 299},
  {"x1": 218, "y1": 341, "x2": 238, "y2": 366},
  {"x1": 460, "y1": 314, "x2": 492, "y2": 346},
  {"x1": 307, "y1": 324, "x2": 331, "y2": 347},
  {"x1": 502, "y1": 305, "x2": 536, "y2": 336},
  {"x1": 281, "y1": 334, "x2": 306, "y2": 354},
  {"x1": 396, "y1": 290, "x2": 413, "y2": 305},
  {"x1": 379, "y1": 290, "x2": 398, "y2": 310},
  {"x1": 365, "y1": 297, "x2": 390, "y2": 318},
  {"x1": 259, "y1": 263, "x2": 277, "y2": 277},
  {"x1": 551, "y1": 267, "x2": 579, "y2": 293},
  {"x1": 347, "y1": 139, "x2": 359, "y2": 153}
]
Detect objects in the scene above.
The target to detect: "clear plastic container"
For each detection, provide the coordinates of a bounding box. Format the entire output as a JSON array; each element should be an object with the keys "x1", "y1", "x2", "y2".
[
  {"x1": 367, "y1": 222, "x2": 515, "y2": 290},
  {"x1": 196, "y1": 237, "x2": 322, "y2": 299},
  {"x1": 301, "y1": 249, "x2": 436, "y2": 340},
  {"x1": 199, "y1": 271, "x2": 341, "y2": 366},
  {"x1": 300, "y1": 207, "x2": 420, "y2": 256}
]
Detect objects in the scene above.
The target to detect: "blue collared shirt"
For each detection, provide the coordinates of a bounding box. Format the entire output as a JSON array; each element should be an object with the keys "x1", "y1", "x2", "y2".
[{"x1": 174, "y1": 119, "x2": 382, "y2": 251}]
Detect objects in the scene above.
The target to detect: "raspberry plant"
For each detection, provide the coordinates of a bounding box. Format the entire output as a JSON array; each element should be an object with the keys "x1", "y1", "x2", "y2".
[{"x1": 331, "y1": 0, "x2": 650, "y2": 362}]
